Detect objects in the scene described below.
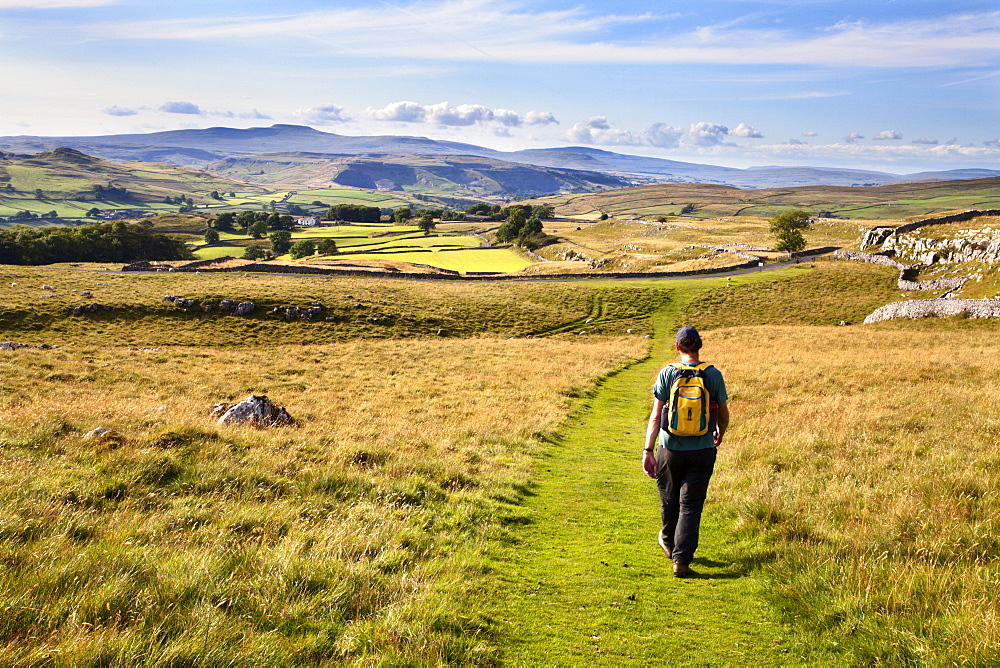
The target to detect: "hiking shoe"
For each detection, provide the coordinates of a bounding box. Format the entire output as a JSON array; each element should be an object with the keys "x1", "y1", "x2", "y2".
[
  {"x1": 673, "y1": 561, "x2": 697, "y2": 578},
  {"x1": 657, "y1": 533, "x2": 672, "y2": 558}
]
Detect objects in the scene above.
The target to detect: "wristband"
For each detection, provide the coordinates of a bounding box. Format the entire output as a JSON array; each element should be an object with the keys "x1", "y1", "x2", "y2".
[{"x1": 644, "y1": 448, "x2": 654, "y2": 453}]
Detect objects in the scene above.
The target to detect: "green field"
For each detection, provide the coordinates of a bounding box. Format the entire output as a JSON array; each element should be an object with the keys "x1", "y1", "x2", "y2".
[{"x1": 345, "y1": 247, "x2": 531, "y2": 273}]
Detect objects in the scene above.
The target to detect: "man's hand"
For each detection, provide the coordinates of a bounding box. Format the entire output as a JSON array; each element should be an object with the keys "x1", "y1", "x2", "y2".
[
  {"x1": 642, "y1": 451, "x2": 657, "y2": 478},
  {"x1": 713, "y1": 430, "x2": 723, "y2": 448}
]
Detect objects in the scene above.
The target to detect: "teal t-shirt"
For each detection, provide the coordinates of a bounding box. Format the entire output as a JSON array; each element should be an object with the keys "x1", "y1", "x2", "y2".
[{"x1": 652, "y1": 361, "x2": 728, "y2": 451}]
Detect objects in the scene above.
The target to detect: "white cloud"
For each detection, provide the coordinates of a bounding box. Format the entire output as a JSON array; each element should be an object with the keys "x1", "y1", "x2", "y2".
[
  {"x1": 873, "y1": 130, "x2": 903, "y2": 141},
  {"x1": 426, "y1": 102, "x2": 494, "y2": 126},
  {"x1": 638, "y1": 123, "x2": 684, "y2": 148},
  {"x1": 88, "y1": 4, "x2": 1000, "y2": 69},
  {"x1": 101, "y1": 104, "x2": 137, "y2": 117},
  {"x1": 686, "y1": 122, "x2": 731, "y2": 147},
  {"x1": 802, "y1": 131, "x2": 818, "y2": 137},
  {"x1": 844, "y1": 132, "x2": 865, "y2": 143},
  {"x1": 523, "y1": 110, "x2": 559, "y2": 126},
  {"x1": 731, "y1": 122, "x2": 763, "y2": 139},
  {"x1": 565, "y1": 119, "x2": 748, "y2": 149},
  {"x1": 294, "y1": 104, "x2": 350, "y2": 124},
  {"x1": 565, "y1": 116, "x2": 635, "y2": 145},
  {"x1": 912, "y1": 138, "x2": 939, "y2": 145},
  {"x1": 365, "y1": 100, "x2": 556, "y2": 130},
  {"x1": 367, "y1": 101, "x2": 428, "y2": 123},
  {"x1": 159, "y1": 101, "x2": 202, "y2": 115}
]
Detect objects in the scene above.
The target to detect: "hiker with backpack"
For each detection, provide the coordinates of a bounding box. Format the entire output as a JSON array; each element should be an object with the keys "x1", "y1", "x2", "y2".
[{"x1": 642, "y1": 326, "x2": 729, "y2": 578}]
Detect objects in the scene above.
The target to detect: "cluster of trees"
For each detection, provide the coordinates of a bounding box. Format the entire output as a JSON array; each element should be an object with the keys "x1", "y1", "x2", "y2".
[
  {"x1": 495, "y1": 208, "x2": 555, "y2": 250},
  {"x1": 213, "y1": 211, "x2": 295, "y2": 237},
  {"x1": 326, "y1": 204, "x2": 381, "y2": 223},
  {"x1": 92, "y1": 185, "x2": 131, "y2": 201},
  {"x1": 465, "y1": 203, "x2": 554, "y2": 221},
  {"x1": 2, "y1": 210, "x2": 59, "y2": 222},
  {"x1": 241, "y1": 236, "x2": 338, "y2": 261},
  {"x1": 0, "y1": 221, "x2": 192, "y2": 265}
]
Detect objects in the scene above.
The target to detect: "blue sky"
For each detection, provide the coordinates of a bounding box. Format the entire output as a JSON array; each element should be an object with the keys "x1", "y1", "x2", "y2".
[{"x1": 1, "y1": 0, "x2": 998, "y2": 173}]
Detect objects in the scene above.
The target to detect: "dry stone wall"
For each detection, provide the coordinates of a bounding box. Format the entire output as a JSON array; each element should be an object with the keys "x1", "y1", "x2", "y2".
[
  {"x1": 832, "y1": 249, "x2": 965, "y2": 291},
  {"x1": 861, "y1": 209, "x2": 1000, "y2": 251},
  {"x1": 846, "y1": 210, "x2": 1000, "y2": 323},
  {"x1": 864, "y1": 298, "x2": 1000, "y2": 324}
]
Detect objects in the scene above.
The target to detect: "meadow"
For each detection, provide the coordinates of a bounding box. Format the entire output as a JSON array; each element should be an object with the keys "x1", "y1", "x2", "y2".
[{"x1": 2, "y1": 239, "x2": 1000, "y2": 664}]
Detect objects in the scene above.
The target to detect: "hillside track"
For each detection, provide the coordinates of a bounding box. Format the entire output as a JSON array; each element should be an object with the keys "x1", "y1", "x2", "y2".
[{"x1": 490, "y1": 297, "x2": 799, "y2": 665}]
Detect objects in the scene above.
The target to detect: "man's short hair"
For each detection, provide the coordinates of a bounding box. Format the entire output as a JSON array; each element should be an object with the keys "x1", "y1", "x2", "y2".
[{"x1": 675, "y1": 325, "x2": 702, "y2": 353}]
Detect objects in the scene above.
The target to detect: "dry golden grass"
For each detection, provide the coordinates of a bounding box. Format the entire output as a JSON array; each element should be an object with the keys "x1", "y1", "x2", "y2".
[
  {"x1": 708, "y1": 324, "x2": 1000, "y2": 663},
  {"x1": 0, "y1": 336, "x2": 647, "y2": 664}
]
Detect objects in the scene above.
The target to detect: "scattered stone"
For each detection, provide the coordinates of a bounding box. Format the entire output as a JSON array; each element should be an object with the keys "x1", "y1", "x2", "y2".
[
  {"x1": 42, "y1": 284, "x2": 53, "y2": 290},
  {"x1": 83, "y1": 427, "x2": 125, "y2": 447},
  {"x1": 1, "y1": 341, "x2": 30, "y2": 351},
  {"x1": 215, "y1": 395, "x2": 293, "y2": 427}
]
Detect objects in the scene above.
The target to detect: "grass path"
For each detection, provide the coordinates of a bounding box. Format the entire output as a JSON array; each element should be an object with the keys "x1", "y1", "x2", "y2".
[{"x1": 490, "y1": 289, "x2": 799, "y2": 665}]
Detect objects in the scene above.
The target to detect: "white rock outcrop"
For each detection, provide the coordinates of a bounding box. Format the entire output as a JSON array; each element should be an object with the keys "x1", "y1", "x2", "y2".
[{"x1": 214, "y1": 395, "x2": 293, "y2": 427}]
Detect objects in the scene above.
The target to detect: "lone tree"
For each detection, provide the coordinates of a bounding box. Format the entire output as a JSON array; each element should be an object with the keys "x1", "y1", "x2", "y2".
[
  {"x1": 289, "y1": 239, "x2": 316, "y2": 260},
  {"x1": 203, "y1": 228, "x2": 220, "y2": 244},
  {"x1": 417, "y1": 213, "x2": 435, "y2": 235},
  {"x1": 317, "y1": 238, "x2": 338, "y2": 255},
  {"x1": 269, "y1": 229, "x2": 292, "y2": 255},
  {"x1": 769, "y1": 209, "x2": 812, "y2": 253},
  {"x1": 242, "y1": 244, "x2": 269, "y2": 260}
]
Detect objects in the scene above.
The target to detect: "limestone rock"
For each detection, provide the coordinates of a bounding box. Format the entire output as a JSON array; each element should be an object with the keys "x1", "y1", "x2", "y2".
[
  {"x1": 215, "y1": 395, "x2": 292, "y2": 427},
  {"x1": 84, "y1": 427, "x2": 125, "y2": 446}
]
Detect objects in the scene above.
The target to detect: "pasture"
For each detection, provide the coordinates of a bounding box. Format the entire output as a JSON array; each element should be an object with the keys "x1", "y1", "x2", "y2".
[{"x1": 3, "y1": 209, "x2": 1000, "y2": 663}]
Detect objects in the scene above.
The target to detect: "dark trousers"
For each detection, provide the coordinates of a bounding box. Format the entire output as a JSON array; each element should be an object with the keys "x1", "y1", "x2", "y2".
[{"x1": 656, "y1": 447, "x2": 717, "y2": 565}]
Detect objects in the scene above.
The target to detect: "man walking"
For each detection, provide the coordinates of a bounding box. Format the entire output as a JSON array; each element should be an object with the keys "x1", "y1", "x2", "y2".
[{"x1": 642, "y1": 326, "x2": 729, "y2": 577}]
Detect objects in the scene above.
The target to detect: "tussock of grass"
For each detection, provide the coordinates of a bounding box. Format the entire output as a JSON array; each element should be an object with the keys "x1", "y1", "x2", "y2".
[
  {"x1": 711, "y1": 324, "x2": 1000, "y2": 663},
  {"x1": 0, "y1": 337, "x2": 646, "y2": 663}
]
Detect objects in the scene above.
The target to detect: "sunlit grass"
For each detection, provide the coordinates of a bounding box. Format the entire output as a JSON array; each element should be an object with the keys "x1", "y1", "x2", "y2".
[
  {"x1": 709, "y1": 324, "x2": 1000, "y2": 664},
  {"x1": 0, "y1": 337, "x2": 646, "y2": 664}
]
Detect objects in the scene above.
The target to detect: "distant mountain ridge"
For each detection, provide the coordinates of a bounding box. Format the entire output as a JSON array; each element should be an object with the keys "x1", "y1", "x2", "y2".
[{"x1": 0, "y1": 124, "x2": 996, "y2": 189}]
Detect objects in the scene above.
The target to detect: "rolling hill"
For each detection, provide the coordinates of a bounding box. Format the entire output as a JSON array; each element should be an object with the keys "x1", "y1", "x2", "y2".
[
  {"x1": 207, "y1": 152, "x2": 631, "y2": 196},
  {"x1": 2, "y1": 124, "x2": 996, "y2": 189}
]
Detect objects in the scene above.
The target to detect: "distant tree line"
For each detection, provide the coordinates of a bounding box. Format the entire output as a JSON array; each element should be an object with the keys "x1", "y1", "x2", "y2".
[
  {"x1": 93, "y1": 184, "x2": 132, "y2": 201},
  {"x1": 2, "y1": 210, "x2": 60, "y2": 222},
  {"x1": 0, "y1": 221, "x2": 193, "y2": 265},
  {"x1": 213, "y1": 211, "x2": 295, "y2": 237},
  {"x1": 465, "y1": 203, "x2": 554, "y2": 222},
  {"x1": 326, "y1": 204, "x2": 382, "y2": 223}
]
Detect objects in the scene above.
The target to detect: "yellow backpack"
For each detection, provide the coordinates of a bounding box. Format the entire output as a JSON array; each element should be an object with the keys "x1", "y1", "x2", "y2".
[{"x1": 662, "y1": 362, "x2": 713, "y2": 437}]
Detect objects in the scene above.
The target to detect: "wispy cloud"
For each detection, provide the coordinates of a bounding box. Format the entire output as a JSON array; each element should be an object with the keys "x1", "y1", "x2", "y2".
[
  {"x1": 366, "y1": 100, "x2": 558, "y2": 128},
  {"x1": 873, "y1": 130, "x2": 902, "y2": 141},
  {"x1": 294, "y1": 104, "x2": 351, "y2": 124},
  {"x1": 101, "y1": 104, "x2": 138, "y2": 116},
  {"x1": 83, "y1": 3, "x2": 1000, "y2": 69},
  {"x1": 160, "y1": 101, "x2": 201, "y2": 115}
]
